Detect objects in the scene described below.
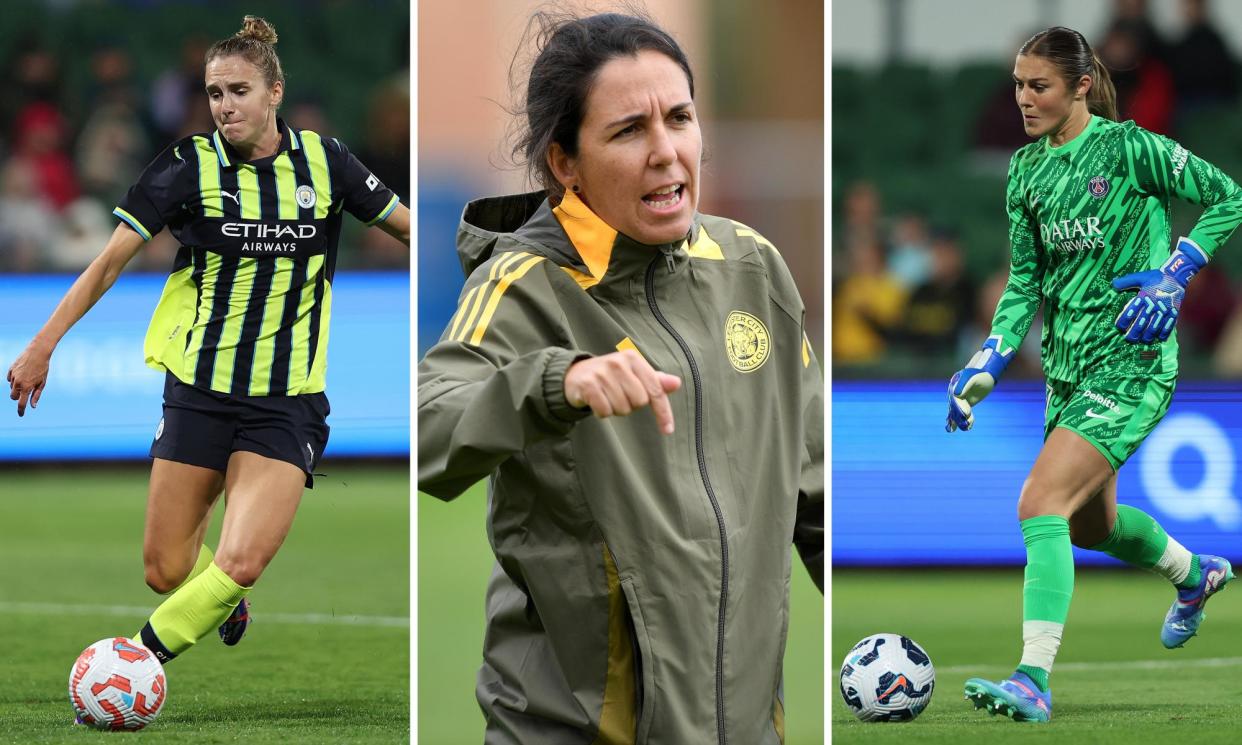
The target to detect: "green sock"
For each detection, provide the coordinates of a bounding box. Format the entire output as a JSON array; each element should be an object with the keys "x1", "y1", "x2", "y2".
[
  {"x1": 168, "y1": 545, "x2": 215, "y2": 594},
  {"x1": 1017, "y1": 515, "x2": 1073, "y2": 692},
  {"x1": 1089, "y1": 505, "x2": 1197, "y2": 588},
  {"x1": 1015, "y1": 664, "x2": 1049, "y2": 691},
  {"x1": 144, "y1": 562, "x2": 250, "y2": 656},
  {"x1": 1181, "y1": 555, "x2": 1202, "y2": 590}
]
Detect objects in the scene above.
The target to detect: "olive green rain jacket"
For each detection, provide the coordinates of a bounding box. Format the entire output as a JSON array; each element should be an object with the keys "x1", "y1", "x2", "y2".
[{"x1": 418, "y1": 190, "x2": 824, "y2": 745}]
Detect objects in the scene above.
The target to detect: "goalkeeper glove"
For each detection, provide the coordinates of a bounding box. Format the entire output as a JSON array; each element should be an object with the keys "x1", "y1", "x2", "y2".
[
  {"x1": 946, "y1": 335, "x2": 1015, "y2": 433},
  {"x1": 1112, "y1": 237, "x2": 1208, "y2": 344}
]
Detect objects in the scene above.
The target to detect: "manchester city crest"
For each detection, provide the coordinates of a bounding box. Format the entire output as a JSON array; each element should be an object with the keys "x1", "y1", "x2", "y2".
[
  {"x1": 724, "y1": 310, "x2": 770, "y2": 373},
  {"x1": 295, "y1": 184, "x2": 317, "y2": 209},
  {"x1": 1088, "y1": 175, "x2": 1110, "y2": 198}
]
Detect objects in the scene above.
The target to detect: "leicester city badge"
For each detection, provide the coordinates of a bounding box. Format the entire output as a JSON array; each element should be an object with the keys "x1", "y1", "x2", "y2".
[
  {"x1": 724, "y1": 310, "x2": 770, "y2": 373},
  {"x1": 1088, "y1": 175, "x2": 1110, "y2": 198},
  {"x1": 295, "y1": 184, "x2": 317, "y2": 209}
]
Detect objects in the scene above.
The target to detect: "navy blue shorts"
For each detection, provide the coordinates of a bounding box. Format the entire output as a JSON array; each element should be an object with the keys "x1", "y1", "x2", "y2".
[{"x1": 149, "y1": 373, "x2": 330, "y2": 488}]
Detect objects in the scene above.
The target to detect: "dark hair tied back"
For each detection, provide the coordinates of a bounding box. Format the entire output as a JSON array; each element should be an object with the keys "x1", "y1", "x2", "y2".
[
  {"x1": 1020, "y1": 26, "x2": 1118, "y2": 121},
  {"x1": 510, "y1": 9, "x2": 694, "y2": 198}
]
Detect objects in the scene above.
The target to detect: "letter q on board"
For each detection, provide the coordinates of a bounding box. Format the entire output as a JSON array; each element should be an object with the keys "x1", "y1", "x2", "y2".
[{"x1": 1139, "y1": 412, "x2": 1241, "y2": 530}]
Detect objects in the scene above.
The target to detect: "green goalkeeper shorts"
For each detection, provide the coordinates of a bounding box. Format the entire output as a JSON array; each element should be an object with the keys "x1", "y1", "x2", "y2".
[{"x1": 1044, "y1": 371, "x2": 1177, "y2": 470}]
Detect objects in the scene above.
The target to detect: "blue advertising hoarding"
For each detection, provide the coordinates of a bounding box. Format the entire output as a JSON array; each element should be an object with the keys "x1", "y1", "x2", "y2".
[
  {"x1": 833, "y1": 381, "x2": 1242, "y2": 565},
  {"x1": 0, "y1": 273, "x2": 409, "y2": 460}
]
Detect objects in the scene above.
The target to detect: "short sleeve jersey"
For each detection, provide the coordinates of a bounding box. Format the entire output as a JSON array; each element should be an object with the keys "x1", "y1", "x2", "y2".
[
  {"x1": 989, "y1": 116, "x2": 1242, "y2": 382},
  {"x1": 114, "y1": 118, "x2": 400, "y2": 396}
]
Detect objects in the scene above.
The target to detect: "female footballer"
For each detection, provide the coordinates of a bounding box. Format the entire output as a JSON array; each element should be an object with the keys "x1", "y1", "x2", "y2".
[
  {"x1": 7, "y1": 17, "x2": 408, "y2": 667},
  {"x1": 418, "y1": 11, "x2": 822, "y2": 744},
  {"x1": 947, "y1": 26, "x2": 1242, "y2": 722}
]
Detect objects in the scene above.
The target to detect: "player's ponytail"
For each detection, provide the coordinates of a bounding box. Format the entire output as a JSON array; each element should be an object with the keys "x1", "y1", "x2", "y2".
[
  {"x1": 206, "y1": 15, "x2": 285, "y2": 91},
  {"x1": 237, "y1": 15, "x2": 279, "y2": 46},
  {"x1": 1088, "y1": 50, "x2": 1118, "y2": 121},
  {"x1": 1019, "y1": 26, "x2": 1116, "y2": 122}
]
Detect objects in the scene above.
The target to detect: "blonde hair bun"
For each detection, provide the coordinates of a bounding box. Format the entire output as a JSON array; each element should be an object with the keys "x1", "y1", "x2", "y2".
[{"x1": 237, "y1": 15, "x2": 278, "y2": 45}]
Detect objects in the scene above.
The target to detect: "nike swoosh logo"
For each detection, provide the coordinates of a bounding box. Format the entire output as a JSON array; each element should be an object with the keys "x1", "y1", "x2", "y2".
[
  {"x1": 1084, "y1": 409, "x2": 1112, "y2": 420},
  {"x1": 221, "y1": 191, "x2": 240, "y2": 204}
]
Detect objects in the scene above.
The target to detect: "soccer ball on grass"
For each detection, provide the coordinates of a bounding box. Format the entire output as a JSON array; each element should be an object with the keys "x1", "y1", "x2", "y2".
[
  {"x1": 839, "y1": 632, "x2": 935, "y2": 721},
  {"x1": 69, "y1": 637, "x2": 167, "y2": 730}
]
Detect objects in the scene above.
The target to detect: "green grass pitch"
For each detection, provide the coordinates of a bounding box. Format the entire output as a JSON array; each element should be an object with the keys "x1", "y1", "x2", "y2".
[
  {"x1": 419, "y1": 482, "x2": 824, "y2": 744},
  {"x1": 832, "y1": 568, "x2": 1242, "y2": 743},
  {"x1": 0, "y1": 462, "x2": 409, "y2": 743}
]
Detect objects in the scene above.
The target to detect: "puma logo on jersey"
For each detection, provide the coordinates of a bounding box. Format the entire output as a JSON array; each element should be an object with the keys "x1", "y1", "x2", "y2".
[{"x1": 220, "y1": 190, "x2": 240, "y2": 204}]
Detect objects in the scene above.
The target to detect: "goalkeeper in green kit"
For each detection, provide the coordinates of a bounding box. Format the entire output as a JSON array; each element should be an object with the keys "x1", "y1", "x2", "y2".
[{"x1": 945, "y1": 26, "x2": 1242, "y2": 723}]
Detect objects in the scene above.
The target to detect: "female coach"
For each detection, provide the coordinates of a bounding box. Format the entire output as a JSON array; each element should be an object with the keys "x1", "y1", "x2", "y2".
[
  {"x1": 947, "y1": 26, "x2": 1242, "y2": 722},
  {"x1": 7, "y1": 16, "x2": 408, "y2": 666},
  {"x1": 417, "y1": 11, "x2": 823, "y2": 745}
]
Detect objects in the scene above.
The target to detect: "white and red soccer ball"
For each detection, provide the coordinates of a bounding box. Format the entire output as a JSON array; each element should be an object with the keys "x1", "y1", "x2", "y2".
[{"x1": 69, "y1": 637, "x2": 167, "y2": 730}]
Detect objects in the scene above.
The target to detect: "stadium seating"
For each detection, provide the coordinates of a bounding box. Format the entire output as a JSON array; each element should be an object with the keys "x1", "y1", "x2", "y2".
[{"x1": 835, "y1": 62, "x2": 1242, "y2": 279}]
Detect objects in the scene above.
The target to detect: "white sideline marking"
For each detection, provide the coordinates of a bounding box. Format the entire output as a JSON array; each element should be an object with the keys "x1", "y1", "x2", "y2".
[
  {"x1": 940, "y1": 656, "x2": 1242, "y2": 675},
  {"x1": 0, "y1": 601, "x2": 408, "y2": 628}
]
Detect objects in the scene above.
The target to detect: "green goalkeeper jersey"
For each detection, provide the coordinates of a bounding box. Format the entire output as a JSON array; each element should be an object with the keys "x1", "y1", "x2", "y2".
[{"x1": 990, "y1": 115, "x2": 1242, "y2": 382}]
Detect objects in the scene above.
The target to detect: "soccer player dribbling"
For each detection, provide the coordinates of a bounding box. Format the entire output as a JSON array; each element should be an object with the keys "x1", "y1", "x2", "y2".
[
  {"x1": 7, "y1": 16, "x2": 408, "y2": 679},
  {"x1": 946, "y1": 26, "x2": 1242, "y2": 722}
]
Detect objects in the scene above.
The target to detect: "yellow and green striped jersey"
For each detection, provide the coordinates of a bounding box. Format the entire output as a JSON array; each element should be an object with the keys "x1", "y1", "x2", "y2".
[
  {"x1": 114, "y1": 118, "x2": 400, "y2": 396},
  {"x1": 993, "y1": 116, "x2": 1242, "y2": 382}
]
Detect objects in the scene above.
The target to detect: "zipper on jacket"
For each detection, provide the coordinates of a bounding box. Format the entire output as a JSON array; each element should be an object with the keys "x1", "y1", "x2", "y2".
[
  {"x1": 660, "y1": 244, "x2": 677, "y2": 273},
  {"x1": 644, "y1": 252, "x2": 730, "y2": 745}
]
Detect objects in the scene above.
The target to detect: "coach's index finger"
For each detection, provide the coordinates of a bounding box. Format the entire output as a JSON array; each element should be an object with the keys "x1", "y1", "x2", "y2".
[{"x1": 626, "y1": 353, "x2": 679, "y2": 435}]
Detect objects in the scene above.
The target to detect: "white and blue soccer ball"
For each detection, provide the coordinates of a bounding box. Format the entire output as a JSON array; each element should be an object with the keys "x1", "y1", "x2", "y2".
[
  {"x1": 839, "y1": 632, "x2": 935, "y2": 722},
  {"x1": 69, "y1": 637, "x2": 167, "y2": 730}
]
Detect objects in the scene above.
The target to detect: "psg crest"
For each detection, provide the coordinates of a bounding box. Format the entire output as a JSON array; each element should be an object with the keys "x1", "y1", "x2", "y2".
[{"x1": 1088, "y1": 176, "x2": 1110, "y2": 198}]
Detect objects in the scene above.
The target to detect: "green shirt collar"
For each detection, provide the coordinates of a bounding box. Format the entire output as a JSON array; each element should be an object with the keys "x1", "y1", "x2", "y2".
[{"x1": 1044, "y1": 113, "x2": 1099, "y2": 157}]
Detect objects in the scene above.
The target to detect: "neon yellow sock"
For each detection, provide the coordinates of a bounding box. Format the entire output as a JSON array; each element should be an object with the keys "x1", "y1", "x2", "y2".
[
  {"x1": 146, "y1": 562, "x2": 250, "y2": 656},
  {"x1": 168, "y1": 545, "x2": 215, "y2": 594}
]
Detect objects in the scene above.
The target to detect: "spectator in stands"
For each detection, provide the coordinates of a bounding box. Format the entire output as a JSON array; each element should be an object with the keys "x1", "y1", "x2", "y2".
[
  {"x1": 1210, "y1": 301, "x2": 1242, "y2": 376},
  {"x1": 286, "y1": 96, "x2": 333, "y2": 137},
  {"x1": 974, "y1": 263, "x2": 1042, "y2": 379},
  {"x1": 1177, "y1": 263, "x2": 1236, "y2": 353},
  {"x1": 357, "y1": 82, "x2": 410, "y2": 205},
  {"x1": 150, "y1": 35, "x2": 210, "y2": 143},
  {"x1": 832, "y1": 235, "x2": 907, "y2": 366},
  {"x1": 1169, "y1": 0, "x2": 1239, "y2": 112},
  {"x1": 0, "y1": 157, "x2": 58, "y2": 271},
  {"x1": 76, "y1": 44, "x2": 149, "y2": 206},
  {"x1": 1099, "y1": 22, "x2": 1175, "y2": 134},
  {"x1": 12, "y1": 101, "x2": 80, "y2": 212},
  {"x1": 1, "y1": 40, "x2": 62, "y2": 143},
  {"x1": 888, "y1": 212, "x2": 932, "y2": 289},
  {"x1": 974, "y1": 78, "x2": 1035, "y2": 154},
  {"x1": 840, "y1": 179, "x2": 883, "y2": 251},
  {"x1": 48, "y1": 199, "x2": 113, "y2": 271},
  {"x1": 899, "y1": 226, "x2": 976, "y2": 357},
  {"x1": 356, "y1": 82, "x2": 411, "y2": 268},
  {"x1": 1105, "y1": 0, "x2": 1167, "y2": 62}
]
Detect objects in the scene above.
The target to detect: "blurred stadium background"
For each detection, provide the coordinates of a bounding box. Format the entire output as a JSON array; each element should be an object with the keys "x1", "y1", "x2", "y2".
[
  {"x1": 833, "y1": 0, "x2": 1242, "y2": 739},
  {"x1": 418, "y1": 1, "x2": 823, "y2": 743},
  {"x1": 0, "y1": 1, "x2": 410, "y2": 740}
]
